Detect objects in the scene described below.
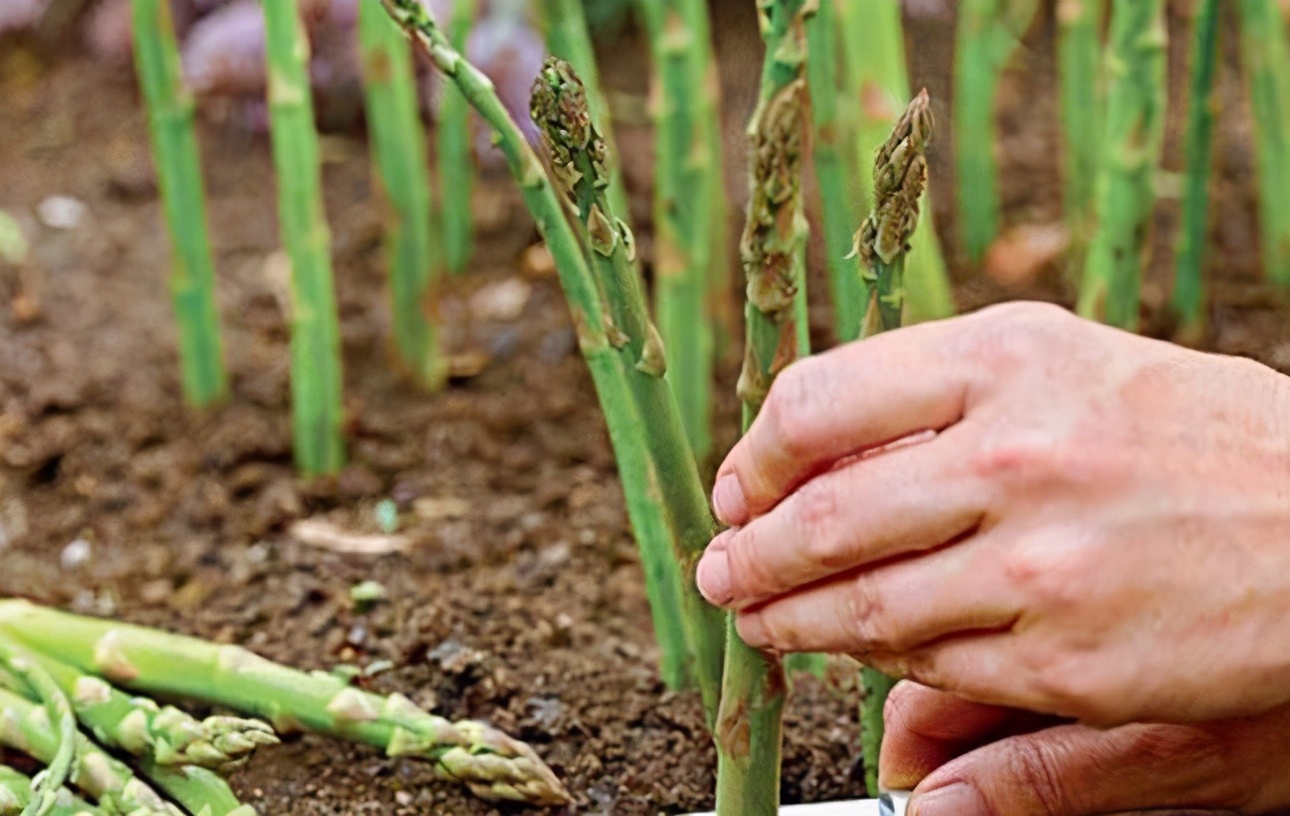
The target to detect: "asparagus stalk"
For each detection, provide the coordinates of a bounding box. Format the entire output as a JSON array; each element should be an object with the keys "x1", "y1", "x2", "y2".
[
  {"x1": 1056, "y1": 0, "x2": 1104, "y2": 279},
  {"x1": 1236, "y1": 0, "x2": 1290, "y2": 287},
  {"x1": 0, "y1": 767, "x2": 100, "y2": 816},
  {"x1": 715, "y1": 3, "x2": 816, "y2": 812},
  {"x1": 437, "y1": 0, "x2": 475, "y2": 275},
  {"x1": 832, "y1": 0, "x2": 952, "y2": 328},
  {"x1": 137, "y1": 762, "x2": 255, "y2": 816},
  {"x1": 636, "y1": 0, "x2": 717, "y2": 461},
  {"x1": 0, "y1": 650, "x2": 277, "y2": 773},
  {"x1": 0, "y1": 642, "x2": 76, "y2": 816},
  {"x1": 0, "y1": 601, "x2": 568, "y2": 807},
  {"x1": 1172, "y1": 0, "x2": 1220, "y2": 336},
  {"x1": 1076, "y1": 0, "x2": 1166, "y2": 329},
  {"x1": 853, "y1": 91, "x2": 934, "y2": 795},
  {"x1": 359, "y1": 0, "x2": 446, "y2": 389},
  {"x1": 0, "y1": 687, "x2": 182, "y2": 816},
  {"x1": 130, "y1": 0, "x2": 228, "y2": 407},
  {"x1": 380, "y1": 0, "x2": 728, "y2": 720},
  {"x1": 263, "y1": 0, "x2": 346, "y2": 475}
]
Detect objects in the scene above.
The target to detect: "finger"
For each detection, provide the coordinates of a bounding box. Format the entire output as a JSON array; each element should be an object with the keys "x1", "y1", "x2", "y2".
[
  {"x1": 908, "y1": 718, "x2": 1277, "y2": 816},
  {"x1": 733, "y1": 534, "x2": 1019, "y2": 655},
  {"x1": 699, "y1": 423, "x2": 985, "y2": 607},
  {"x1": 711, "y1": 318, "x2": 973, "y2": 527}
]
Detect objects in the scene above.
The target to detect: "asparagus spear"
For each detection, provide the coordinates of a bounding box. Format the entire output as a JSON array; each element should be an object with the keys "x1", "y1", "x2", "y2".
[
  {"x1": 130, "y1": 0, "x2": 228, "y2": 408},
  {"x1": 1056, "y1": 0, "x2": 1104, "y2": 279},
  {"x1": 715, "y1": 3, "x2": 816, "y2": 812},
  {"x1": 1076, "y1": 0, "x2": 1166, "y2": 329},
  {"x1": 263, "y1": 0, "x2": 346, "y2": 475},
  {"x1": 0, "y1": 649, "x2": 276, "y2": 773},
  {"x1": 1236, "y1": 0, "x2": 1290, "y2": 287},
  {"x1": 0, "y1": 600, "x2": 568, "y2": 807},
  {"x1": 853, "y1": 91, "x2": 934, "y2": 796},
  {"x1": 0, "y1": 642, "x2": 76, "y2": 816},
  {"x1": 1172, "y1": 0, "x2": 1220, "y2": 336},
  {"x1": 358, "y1": 0, "x2": 446, "y2": 388},
  {"x1": 636, "y1": 0, "x2": 717, "y2": 461},
  {"x1": 0, "y1": 687, "x2": 182, "y2": 816},
  {"x1": 137, "y1": 762, "x2": 255, "y2": 816},
  {"x1": 380, "y1": 0, "x2": 728, "y2": 720},
  {"x1": 0, "y1": 767, "x2": 100, "y2": 816},
  {"x1": 437, "y1": 0, "x2": 475, "y2": 275}
]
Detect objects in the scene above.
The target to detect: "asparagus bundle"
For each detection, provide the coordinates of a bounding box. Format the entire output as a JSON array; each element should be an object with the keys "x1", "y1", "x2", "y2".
[
  {"x1": 1056, "y1": 0, "x2": 1104, "y2": 276},
  {"x1": 380, "y1": 0, "x2": 729, "y2": 717},
  {"x1": 437, "y1": 0, "x2": 475, "y2": 275},
  {"x1": 263, "y1": 0, "x2": 346, "y2": 475},
  {"x1": 130, "y1": 0, "x2": 228, "y2": 408},
  {"x1": 853, "y1": 91, "x2": 934, "y2": 796},
  {"x1": 358, "y1": 0, "x2": 445, "y2": 389},
  {"x1": 1172, "y1": 0, "x2": 1220, "y2": 336},
  {"x1": 0, "y1": 766, "x2": 100, "y2": 816},
  {"x1": 1077, "y1": 0, "x2": 1166, "y2": 329}
]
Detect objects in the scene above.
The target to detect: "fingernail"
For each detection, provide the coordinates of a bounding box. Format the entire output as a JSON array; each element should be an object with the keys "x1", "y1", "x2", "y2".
[
  {"x1": 696, "y1": 547, "x2": 732, "y2": 605},
  {"x1": 712, "y1": 474, "x2": 748, "y2": 526},
  {"x1": 911, "y1": 784, "x2": 988, "y2": 816}
]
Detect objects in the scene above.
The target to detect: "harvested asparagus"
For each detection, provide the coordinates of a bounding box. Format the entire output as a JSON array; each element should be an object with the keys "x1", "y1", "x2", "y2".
[
  {"x1": 0, "y1": 687, "x2": 182, "y2": 816},
  {"x1": 1056, "y1": 0, "x2": 1104, "y2": 275},
  {"x1": 637, "y1": 0, "x2": 717, "y2": 461},
  {"x1": 1077, "y1": 0, "x2": 1166, "y2": 329},
  {"x1": 437, "y1": 0, "x2": 475, "y2": 275},
  {"x1": 138, "y1": 761, "x2": 255, "y2": 816},
  {"x1": 1172, "y1": 0, "x2": 1220, "y2": 335},
  {"x1": 0, "y1": 600, "x2": 568, "y2": 807},
  {"x1": 0, "y1": 641, "x2": 76, "y2": 816},
  {"x1": 359, "y1": 0, "x2": 445, "y2": 388},
  {"x1": 380, "y1": 0, "x2": 728, "y2": 719},
  {"x1": 0, "y1": 767, "x2": 100, "y2": 816},
  {"x1": 130, "y1": 0, "x2": 228, "y2": 407},
  {"x1": 263, "y1": 0, "x2": 346, "y2": 475},
  {"x1": 854, "y1": 91, "x2": 934, "y2": 795}
]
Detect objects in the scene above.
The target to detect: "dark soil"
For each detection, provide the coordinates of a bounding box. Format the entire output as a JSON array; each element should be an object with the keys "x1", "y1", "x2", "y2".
[{"x1": 1, "y1": 3, "x2": 1288, "y2": 815}]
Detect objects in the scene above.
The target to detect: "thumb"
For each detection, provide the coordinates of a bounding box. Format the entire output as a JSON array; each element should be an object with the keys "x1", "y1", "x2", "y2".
[{"x1": 907, "y1": 716, "x2": 1285, "y2": 816}]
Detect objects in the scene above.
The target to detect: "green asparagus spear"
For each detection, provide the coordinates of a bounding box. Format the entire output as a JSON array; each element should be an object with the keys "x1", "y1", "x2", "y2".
[
  {"x1": 130, "y1": 0, "x2": 228, "y2": 407},
  {"x1": 0, "y1": 600, "x2": 567, "y2": 807},
  {"x1": 380, "y1": 0, "x2": 728, "y2": 720},
  {"x1": 1172, "y1": 0, "x2": 1220, "y2": 336},
  {"x1": 636, "y1": 0, "x2": 718, "y2": 461},
  {"x1": 1236, "y1": 0, "x2": 1290, "y2": 287},
  {"x1": 1056, "y1": 0, "x2": 1104, "y2": 279},
  {"x1": 853, "y1": 91, "x2": 934, "y2": 795},
  {"x1": 437, "y1": 0, "x2": 475, "y2": 275},
  {"x1": 0, "y1": 642, "x2": 75, "y2": 816},
  {"x1": 0, "y1": 767, "x2": 100, "y2": 816},
  {"x1": 263, "y1": 0, "x2": 346, "y2": 475},
  {"x1": 1077, "y1": 0, "x2": 1166, "y2": 329},
  {"x1": 138, "y1": 762, "x2": 256, "y2": 816},
  {"x1": 359, "y1": 0, "x2": 446, "y2": 388}
]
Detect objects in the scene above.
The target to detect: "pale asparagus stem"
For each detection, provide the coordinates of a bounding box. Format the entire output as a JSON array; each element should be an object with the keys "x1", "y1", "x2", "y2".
[
  {"x1": 0, "y1": 601, "x2": 569, "y2": 807},
  {"x1": 0, "y1": 642, "x2": 76, "y2": 816},
  {"x1": 1, "y1": 649, "x2": 277, "y2": 773},
  {"x1": 1057, "y1": 0, "x2": 1104, "y2": 280},
  {"x1": 438, "y1": 0, "x2": 475, "y2": 275},
  {"x1": 0, "y1": 766, "x2": 101, "y2": 816},
  {"x1": 1236, "y1": 0, "x2": 1290, "y2": 287},
  {"x1": 717, "y1": 3, "x2": 814, "y2": 813},
  {"x1": 263, "y1": 0, "x2": 346, "y2": 475},
  {"x1": 358, "y1": 0, "x2": 445, "y2": 388},
  {"x1": 0, "y1": 687, "x2": 182, "y2": 816},
  {"x1": 1076, "y1": 0, "x2": 1166, "y2": 329},
  {"x1": 853, "y1": 90, "x2": 933, "y2": 796},
  {"x1": 130, "y1": 0, "x2": 229, "y2": 408},
  {"x1": 636, "y1": 0, "x2": 716, "y2": 462},
  {"x1": 1172, "y1": 0, "x2": 1219, "y2": 336}
]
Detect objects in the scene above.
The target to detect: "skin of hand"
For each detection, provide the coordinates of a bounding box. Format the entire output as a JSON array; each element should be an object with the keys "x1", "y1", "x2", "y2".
[
  {"x1": 881, "y1": 681, "x2": 1290, "y2": 816},
  {"x1": 696, "y1": 301, "x2": 1290, "y2": 726}
]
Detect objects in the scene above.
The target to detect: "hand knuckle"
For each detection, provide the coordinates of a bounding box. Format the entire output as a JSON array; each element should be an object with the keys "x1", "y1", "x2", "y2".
[
  {"x1": 965, "y1": 301, "x2": 1072, "y2": 371},
  {"x1": 1004, "y1": 741, "x2": 1068, "y2": 816},
  {"x1": 725, "y1": 526, "x2": 775, "y2": 597},
  {"x1": 845, "y1": 574, "x2": 892, "y2": 652},
  {"x1": 796, "y1": 482, "x2": 847, "y2": 568}
]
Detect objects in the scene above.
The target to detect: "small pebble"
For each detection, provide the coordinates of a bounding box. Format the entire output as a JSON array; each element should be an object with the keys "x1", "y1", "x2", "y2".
[
  {"x1": 36, "y1": 196, "x2": 86, "y2": 230},
  {"x1": 60, "y1": 537, "x2": 92, "y2": 570}
]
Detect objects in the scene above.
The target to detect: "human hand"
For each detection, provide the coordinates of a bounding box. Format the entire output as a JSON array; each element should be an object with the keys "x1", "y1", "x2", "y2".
[
  {"x1": 880, "y1": 681, "x2": 1290, "y2": 816},
  {"x1": 696, "y1": 302, "x2": 1290, "y2": 725}
]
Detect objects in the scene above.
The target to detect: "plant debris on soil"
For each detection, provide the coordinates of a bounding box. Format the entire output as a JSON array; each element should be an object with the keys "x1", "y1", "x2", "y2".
[{"x1": 2, "y1": 3, "x2": 1290, "y2": 814}]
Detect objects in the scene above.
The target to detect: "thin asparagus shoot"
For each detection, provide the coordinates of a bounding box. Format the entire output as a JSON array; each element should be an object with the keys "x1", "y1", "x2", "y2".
[
  {"x1": 0, "y1": 767, "x2": 100, "y2": 816},
  {"x1": 1172, "y1": 0, "x2": 1220, "y2": 336},
  {"x1": 854, "y1": 90, "x2": 934, "y2": 796},
  {"x1": 636, "y1": 0, "x2": 717, "y2": 461},
  {"x1": 0, "y1": 642, "x2": 75, "y2": 816},
  {"x1": 1056, "y1": 0, "x2": 1104, "y2": 279},
  {"x1": 359, "y1": 0, "x2": 446, "y2": 388},
  {"x1": 0, "y1": 601, "x2": 568, "y2": 807},
  {"x1": 379, "y1": 0, "x2": 729, "y2": 719},
  {"x1": 131, "y1": 0, "x2": 228, "y2": 407},
  {"x1": 263, "y1": 0, "x2": 346, "y2": 475},
  {"x1": 1236, "y1": 0, "x2": 1290, "y2": 287},
  {"x1": 138, "y1": 761, "x2": 256, "y2": 816},
  {"x1": 716, "y1": 2, "x2": 815, "y2": 812},
  {"x1": 437, "y1": 0, "x2": 475, "y2": 275},
  {"x1": 1076, "y1": 0, "x2": 1166, "y2": 329}
]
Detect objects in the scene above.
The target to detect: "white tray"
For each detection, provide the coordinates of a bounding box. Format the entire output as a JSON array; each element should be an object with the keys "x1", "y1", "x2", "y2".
[{"x1": 686, "y1": 800, "x2": 880, "y2": 816}]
